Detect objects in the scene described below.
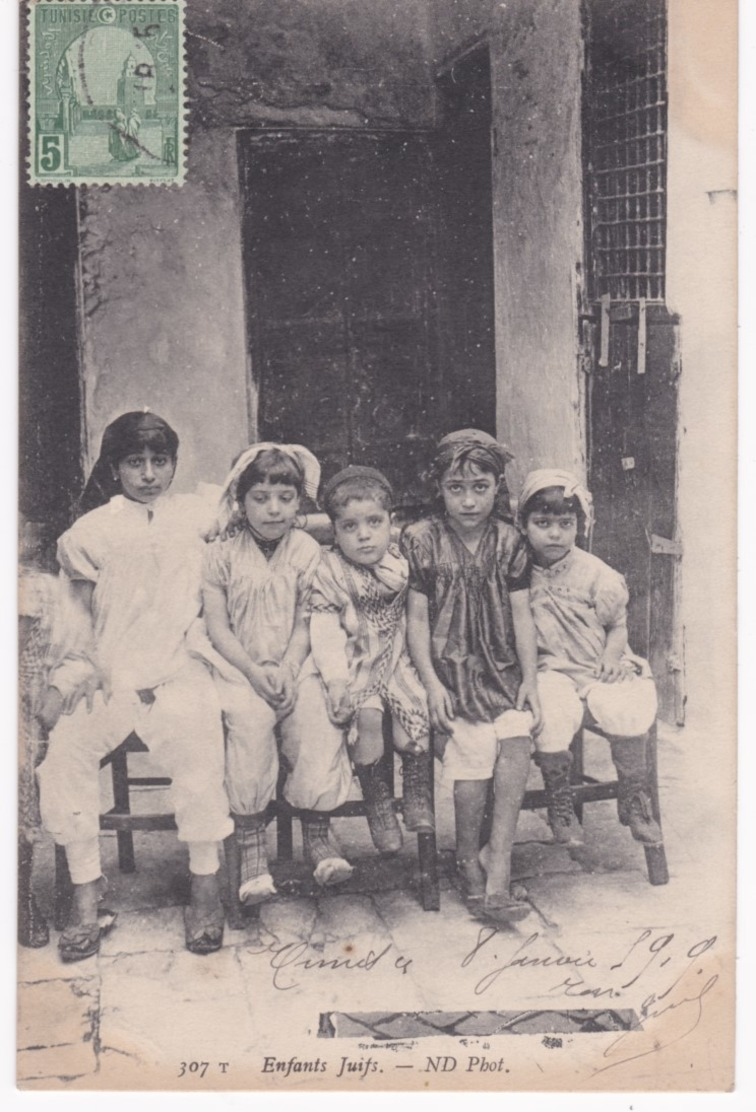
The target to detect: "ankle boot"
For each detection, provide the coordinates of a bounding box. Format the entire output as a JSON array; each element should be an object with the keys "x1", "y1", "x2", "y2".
[
  {"x1": 534, "y1": 751, "x2": 584, "y2": 846},
  {"x1": 356, "y1": 761, "x2": 402, "y2": 854},
  {"x1": 18, "y1": 839, "x2": 49, "y2": 948},
  {"x1": 400, "y1": 750, "x2": 435, "y2": 832},
  {"x1": 609, "y1": 736, "x2": 663, "y2": 845}
]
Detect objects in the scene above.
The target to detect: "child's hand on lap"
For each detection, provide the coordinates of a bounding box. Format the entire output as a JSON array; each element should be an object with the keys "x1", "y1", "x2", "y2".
[
  {"x1": 516, "y1": 678, "x2": 542, "y2": 734},
  {"x1": 37, "y1": 686, "x2": 64, "y2": 732},
  {"x1": 249, "y1": 663, "x2": 287, "y2": 708},
  {"x1": 326, "y1": 681, "x2": 353, "y2": 726},
  {"x1": 427, "y1": 679, "x2": 456, "y2": 734},
  {"x1": 597, "y1": 652, "x2": 626, "y2": 683}
]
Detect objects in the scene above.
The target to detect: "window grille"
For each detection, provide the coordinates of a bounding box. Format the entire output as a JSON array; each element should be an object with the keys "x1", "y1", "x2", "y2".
[{"x1": 585, "y1": 0, "x2": 667, "y2": 303}]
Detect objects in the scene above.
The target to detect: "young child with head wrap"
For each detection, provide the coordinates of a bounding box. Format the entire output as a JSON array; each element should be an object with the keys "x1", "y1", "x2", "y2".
[
  {"x1": 201, "y1": 444, "x2": 355, "y2": 904},
  {"x1": 36, "y1": 412, "x2": 232, "y2": 961},
  {"x1": 310, "y1": 466, "x2": 433, "y2": 855},
  {"x1": 518, "y1": 469, "x2": 661, "y2": 847},
  {"x1": 402, "y1": 430, "x2": 541, "y2": 924}
]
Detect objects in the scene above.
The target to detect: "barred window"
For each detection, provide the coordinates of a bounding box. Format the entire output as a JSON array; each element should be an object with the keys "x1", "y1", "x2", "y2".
[{"x1": 585, "y1": 0, "x2": 667, "y2": 302}]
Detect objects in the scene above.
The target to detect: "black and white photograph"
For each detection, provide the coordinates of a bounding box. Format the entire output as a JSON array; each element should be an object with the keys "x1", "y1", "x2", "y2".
[{"x1": 12, "y1": 0, "x2": 740, "y2": 1095}]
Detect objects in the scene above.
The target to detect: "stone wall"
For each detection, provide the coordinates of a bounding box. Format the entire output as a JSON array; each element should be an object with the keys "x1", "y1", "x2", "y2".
[
  {"x1": 77, "y1": 128, "x2": 249, "y2": 489},
  {"x1": 429, "y1": 0, "x2": 585, "y2": 489}
]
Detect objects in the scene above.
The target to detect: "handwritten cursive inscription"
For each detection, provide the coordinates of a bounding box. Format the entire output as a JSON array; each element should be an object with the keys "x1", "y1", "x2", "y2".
[{"x1": 246, "y1": 938, "x2": 413, "y2": 991}]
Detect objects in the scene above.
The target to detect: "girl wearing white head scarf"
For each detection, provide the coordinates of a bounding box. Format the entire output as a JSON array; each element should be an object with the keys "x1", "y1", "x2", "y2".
[{"x1": 518, "y1": 469, "x2": 660, "y2": 850}]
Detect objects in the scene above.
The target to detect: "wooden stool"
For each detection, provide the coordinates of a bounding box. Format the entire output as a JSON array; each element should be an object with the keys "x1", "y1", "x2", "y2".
[{"x1": 520, "y1": 721, "x2": 668, "y2": 886}]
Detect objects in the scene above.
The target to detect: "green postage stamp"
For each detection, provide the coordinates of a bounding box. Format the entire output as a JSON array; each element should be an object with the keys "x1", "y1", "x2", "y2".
[{"x1": 28, "y1": 0, "x2": 186, "y2": 185}]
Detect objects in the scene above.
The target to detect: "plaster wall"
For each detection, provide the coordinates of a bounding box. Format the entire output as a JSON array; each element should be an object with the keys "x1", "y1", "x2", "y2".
[
  {"x1": 76, "y1": 0, "x2": 438, "y2": 490},
  {"x1": 430, "y1": 0, "x2": 585, "y2": 490},
  {"x1": 77, "y1": 128, "x2": 249, "y2": 490}
]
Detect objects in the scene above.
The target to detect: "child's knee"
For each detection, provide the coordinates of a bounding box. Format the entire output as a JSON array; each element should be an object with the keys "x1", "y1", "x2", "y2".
[
  {"x1": 535, "y1": 671, "x2": 584, "y2": 751},
  {"x1": 353, "y1": 707, "x2": 385, "y2": 765},
  {"x1": 586, "y1": 677, "x2": 657, "y2": 737}
]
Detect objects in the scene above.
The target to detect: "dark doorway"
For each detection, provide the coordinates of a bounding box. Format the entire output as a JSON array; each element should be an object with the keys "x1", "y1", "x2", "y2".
[
  {"x1": 434, "y1": 45, "x2": 497, "y2": 434},
  {"x1": 582, "y1": 0, "x2": 682, "y2": 723},
  {"x1": 238, "y1": 130, "x2": 438, "y2": 504}
]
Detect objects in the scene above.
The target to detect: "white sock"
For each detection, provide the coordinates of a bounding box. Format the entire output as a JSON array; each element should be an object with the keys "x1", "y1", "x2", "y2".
[
  {"x1": 66, "y1": 838, "x2": 102, "y2": 886},
  {"x1": 188, "y1": 841, "x2": 220, "y2": 876}
]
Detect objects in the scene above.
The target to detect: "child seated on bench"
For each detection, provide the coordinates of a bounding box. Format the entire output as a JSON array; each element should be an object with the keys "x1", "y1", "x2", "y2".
[
  {"x1": 309, "y1": 466, "x2": 433, "y2": 855},
  {"x1": 517, "y1": 469, "x2": 661, "y2": 848},
  {"x1": 201, "y1": 444, "x2": 354, "y2": 906}
]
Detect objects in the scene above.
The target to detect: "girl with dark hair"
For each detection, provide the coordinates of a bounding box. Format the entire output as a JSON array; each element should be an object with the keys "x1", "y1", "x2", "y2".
[
  {"x1": 402, "y1": 429, "x2": 541, "y2": 924},
  {"x1": 36, "y1": 411, "x2": 232, "y2": 961}
]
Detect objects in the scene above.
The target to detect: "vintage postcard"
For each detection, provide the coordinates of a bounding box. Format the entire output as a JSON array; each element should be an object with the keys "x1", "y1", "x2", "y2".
[{"x1": 15, "y1": 0, "x2": 740, "y2": 1097}]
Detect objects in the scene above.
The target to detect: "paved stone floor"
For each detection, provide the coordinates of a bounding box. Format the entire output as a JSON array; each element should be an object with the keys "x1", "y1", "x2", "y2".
[{"x1": 16, "y1": 724, "x2": 735, "y2": 1093}]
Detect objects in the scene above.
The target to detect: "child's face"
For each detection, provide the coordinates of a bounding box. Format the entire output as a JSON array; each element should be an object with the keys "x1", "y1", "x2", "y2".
[
  {"x1": 333, "y1": 498, "x2": 392, "y2": 567},
  {"x1": 440, "y1": 462, "x2": 498, "y2": 534},
  {"x1": 116, "y1": 447, "x2": 176, "y2": 504},
  {"x1": 243, "y1": 480, "x2": 301, "y2": 541},
  {"x1": 524, "y1": 510, "x2": 578, "y2": 567}
]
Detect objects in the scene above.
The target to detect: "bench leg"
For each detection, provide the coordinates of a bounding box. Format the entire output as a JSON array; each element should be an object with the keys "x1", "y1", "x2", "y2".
[
  {"x1": 53, "y1": 844, "x2": 72, "y2": 932},
  {"x1": 417, "y1": 831, "x2": 440, "y2": 911},
  {"x1": 570, "y1": 731, "x2": 586, "y2": 824},
  {"x1": 110, "y1": 748, "x2": 136, "y2": 873},
  {"x1": 643, "y1": 724, "x2": 669, "y2": 885},
  {"x1": 277, "y1": 809, "x2": 294, "y2": 860}
]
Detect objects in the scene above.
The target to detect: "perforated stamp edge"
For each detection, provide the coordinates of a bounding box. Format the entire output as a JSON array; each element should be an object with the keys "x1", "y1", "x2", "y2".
[{"x1": 26, "y1": 0, "x2": 187, "y2": 188}]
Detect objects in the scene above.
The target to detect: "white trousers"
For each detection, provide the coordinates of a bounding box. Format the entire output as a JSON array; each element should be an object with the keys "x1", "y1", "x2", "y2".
[
  {"x1": 221, "y1": 673, "x2": 354, "y2": 815},
  {"x1": 535, "y1": 670, "x2": 658, "y2": 753},
  {"x1": 38, "y1": 659, "x2": 233, "y2": 881}
]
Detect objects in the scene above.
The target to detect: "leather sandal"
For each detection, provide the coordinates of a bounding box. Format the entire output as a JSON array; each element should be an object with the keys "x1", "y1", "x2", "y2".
[
  {"x1": 184, "y1": 902, "x2": 224, "y2": 955},
  {"x1": 58, "y1": 908, "x2": 118, "y2": 963},
  {"x1": 476, "y1": 892, "x2": 531, "y2": 925}
]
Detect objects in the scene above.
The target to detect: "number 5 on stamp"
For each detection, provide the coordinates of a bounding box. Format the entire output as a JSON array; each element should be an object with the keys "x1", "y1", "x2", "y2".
[{"x1": 27, "y1": 0, "x2": 186, "y2": 187}]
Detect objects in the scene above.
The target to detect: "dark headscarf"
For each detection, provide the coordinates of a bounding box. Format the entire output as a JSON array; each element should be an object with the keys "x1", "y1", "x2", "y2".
[
  {"x1": 431, "y1": 428, "x2": 514, "y2": 520},
  {"x1": 78, "y1": 411, "x2": 179, "y2": 517}
]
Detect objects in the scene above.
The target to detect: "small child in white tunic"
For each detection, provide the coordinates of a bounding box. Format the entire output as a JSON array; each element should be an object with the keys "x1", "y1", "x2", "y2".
[
  {"x1": 202, "y1": 445, "x2": 354, "y2": 906},
  {"x1": 310, "y1": 466, "x2": 433, "y2": 855},
  {"x1": 518, "y1": 469, "x2": 661, "y2": 848},
  {"x1": 37, "y1": 412, "x2": 233, "y2": 962}
]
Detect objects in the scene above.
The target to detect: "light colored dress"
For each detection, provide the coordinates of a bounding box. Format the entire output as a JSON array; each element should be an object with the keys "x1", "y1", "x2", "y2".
[
  {"x1": 530, "y1": 546, "x2": 657, "y2": 749},
  {"x1": 201, "y1": 526, "x2": 353, "y2": 814}
]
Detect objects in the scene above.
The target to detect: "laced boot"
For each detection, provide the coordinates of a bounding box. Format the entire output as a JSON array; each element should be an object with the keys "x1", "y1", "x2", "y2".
[
  {"x1": 355, "y1": 761, "x2": 403, "y2": 854},
  {"x1": 300, "y1": 812, "x2": 353, "y2": 887},
  {"x1": 235, "y1": 813, "x2": 276, "y2": 905},
  {"x1": 400, "y1": 750, "x2": 435, "y2": 833},
  {"x1": 610, "y1": 736, "x2": 663, "y2": 845},
  {"x1": 18, "y1": 838, "x2": 49, "y2": 948},
  {"x1": 534, "y1": 751, "x2": 584, "y2": 847}
]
